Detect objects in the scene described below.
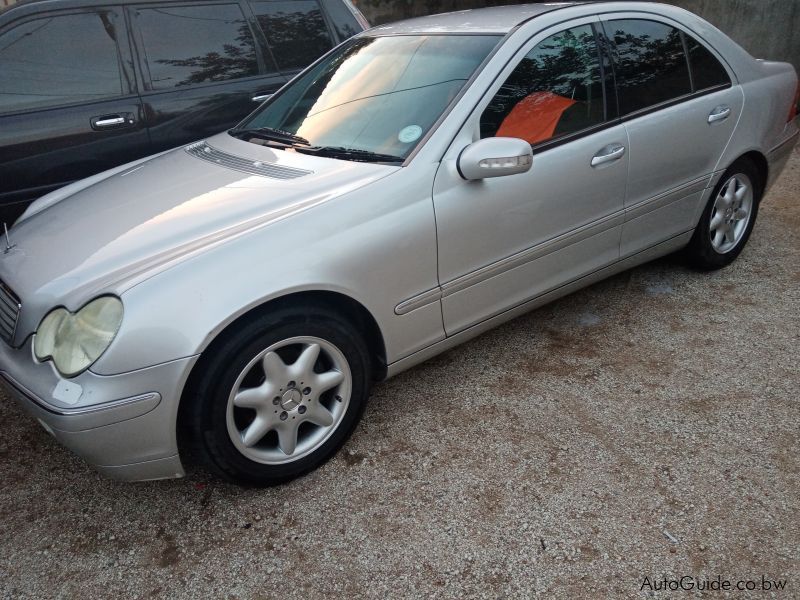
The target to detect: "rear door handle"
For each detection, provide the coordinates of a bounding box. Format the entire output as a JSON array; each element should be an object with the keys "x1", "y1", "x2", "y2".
[
  {"x1": 252, "y1": 93, "x2": 272, "y2": 103},
  {"x1": 708, "y1": 105, "x2": 731, "y2": 124},
  {"x1": 591, "y1": 144, "x2": 626, "y2": 167},
  {"x1": 91, "y1": 113, "x2": 135, "y2": 130}
]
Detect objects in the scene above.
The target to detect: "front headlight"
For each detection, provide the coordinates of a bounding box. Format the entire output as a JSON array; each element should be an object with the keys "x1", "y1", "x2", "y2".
[{"x1": 33, "y1": 297, "x2": 123, "y2": 377}]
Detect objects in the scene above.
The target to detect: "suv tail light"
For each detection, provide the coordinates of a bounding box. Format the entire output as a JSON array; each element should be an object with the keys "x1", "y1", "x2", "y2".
[{"x1": 789, "y1": 82, "x2": 800, "y2": 122}]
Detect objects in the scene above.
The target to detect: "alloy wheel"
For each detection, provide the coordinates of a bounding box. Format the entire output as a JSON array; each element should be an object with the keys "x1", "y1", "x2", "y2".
[
  {"x1": 225, "y1": 336, "x2": 351, "y2": 464},
  {"x1": 709, "y1": 173, "x2": 753, "y2": 254}
]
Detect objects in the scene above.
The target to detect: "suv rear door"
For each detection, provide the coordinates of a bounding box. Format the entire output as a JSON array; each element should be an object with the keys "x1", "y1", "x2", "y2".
[
  {"x1": 128, "y1": 0, "x2": 287, "y2": 153},
  {"x1": 0, "y1": 6, "x2": 148, "y2": 224}
]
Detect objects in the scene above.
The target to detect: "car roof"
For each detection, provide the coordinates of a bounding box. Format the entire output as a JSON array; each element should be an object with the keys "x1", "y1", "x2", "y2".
[{"x1": 366, "y1": 3, "x2": 587, "y2": 35}]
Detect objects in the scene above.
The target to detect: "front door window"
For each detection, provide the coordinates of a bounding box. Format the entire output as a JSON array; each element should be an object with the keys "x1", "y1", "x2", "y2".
[{"x1": 480, "y1": 24, "x2": 606, "y2": 147}]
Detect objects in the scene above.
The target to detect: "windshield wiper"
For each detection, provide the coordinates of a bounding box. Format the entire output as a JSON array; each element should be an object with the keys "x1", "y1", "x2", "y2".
[
  {"x1": 229, "y1": 126, "x2": 310, "y2": 146},
  {"x1": 296, "y1": 146, "x2": 404, "y2": 163},
  {"x1": 229, "y1": 130, "x2": 404, "y2": 164}
]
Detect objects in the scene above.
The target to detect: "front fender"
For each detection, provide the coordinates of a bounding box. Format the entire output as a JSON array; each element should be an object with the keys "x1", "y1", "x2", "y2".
[{"x1": 90, "y1": 164, "x2": 445, "y2": 375}]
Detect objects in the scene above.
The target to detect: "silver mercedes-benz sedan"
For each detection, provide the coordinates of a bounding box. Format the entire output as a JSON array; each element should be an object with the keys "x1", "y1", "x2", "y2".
[{"x1": 0, "y1": 2, "x2": 797, "y2": 484}]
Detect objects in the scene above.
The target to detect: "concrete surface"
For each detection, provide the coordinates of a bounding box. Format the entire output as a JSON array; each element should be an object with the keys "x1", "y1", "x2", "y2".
[
  {"x1": 670, "y1": 0, "x2": 799, "y2": 73},
  {"x1": 1, "y1": 147, "x2": 799, "y2": 598}
]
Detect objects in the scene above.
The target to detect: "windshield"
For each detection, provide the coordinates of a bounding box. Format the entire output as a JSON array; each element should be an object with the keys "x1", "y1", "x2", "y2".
[{"x1": 236, "y1": 34, "x2": 501, "y2": 161}]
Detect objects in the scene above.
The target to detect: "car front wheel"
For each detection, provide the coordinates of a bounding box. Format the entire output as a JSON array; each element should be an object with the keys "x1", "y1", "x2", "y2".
[{"x1": 184, "y1": 305, "x2": 371, "y2": 486}]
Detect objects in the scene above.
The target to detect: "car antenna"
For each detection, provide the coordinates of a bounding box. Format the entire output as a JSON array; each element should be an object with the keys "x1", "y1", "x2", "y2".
[{"x1": 3, "y1": 223, "x2": 15, "y2": 254}]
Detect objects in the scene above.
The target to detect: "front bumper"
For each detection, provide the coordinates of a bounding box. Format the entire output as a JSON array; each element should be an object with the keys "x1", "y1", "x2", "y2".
[{"x1": 0, "y1": 337, "x2": 198, "y2": 481}]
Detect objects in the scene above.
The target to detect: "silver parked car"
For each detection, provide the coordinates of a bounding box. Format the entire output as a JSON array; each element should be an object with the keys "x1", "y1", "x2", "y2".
[{"x1": 1, "y1": 2, "x2": 798, "y2": 484}]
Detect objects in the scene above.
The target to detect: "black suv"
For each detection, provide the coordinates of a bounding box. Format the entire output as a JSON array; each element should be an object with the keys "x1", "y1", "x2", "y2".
[{"x1": 0, "y1": 0, "x2": 368, "y2": 223}]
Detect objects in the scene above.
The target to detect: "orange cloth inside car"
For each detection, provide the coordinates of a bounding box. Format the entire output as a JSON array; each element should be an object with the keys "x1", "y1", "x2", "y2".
[{"x1": 496, "y1": 91, "x2": 577, "y2": 144}]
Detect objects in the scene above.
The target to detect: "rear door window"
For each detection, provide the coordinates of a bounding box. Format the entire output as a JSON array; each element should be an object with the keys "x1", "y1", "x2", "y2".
[
  {"x1": 480, "y1": 24, "x2": 607, "y2": 146},
  {"x1": 133, "y1": 4, "x2": 259, "y2": 90},
  {"x1": 250, "y1": 0, "x2": 333, "y2": 71},
  {"x1": 0, "y1": 11, "x2": 125, "y2": 113},
  {"x1": 605, "y1": 19, "x2": 692, "y2": 115}
]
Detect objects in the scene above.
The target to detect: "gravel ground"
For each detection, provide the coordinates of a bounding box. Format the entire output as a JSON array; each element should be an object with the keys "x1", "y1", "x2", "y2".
[{"x1": 1, "y1": 148, "x2": 799, "y2": 599}]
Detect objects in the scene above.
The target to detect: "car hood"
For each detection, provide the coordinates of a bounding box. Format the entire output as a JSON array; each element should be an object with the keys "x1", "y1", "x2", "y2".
[{"x1": 0, "y1": 133, "x2": 398, "y2": 342}]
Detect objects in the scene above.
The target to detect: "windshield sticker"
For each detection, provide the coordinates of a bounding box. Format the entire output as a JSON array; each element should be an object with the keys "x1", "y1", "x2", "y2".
[{"x1": 398, "y1": 125, "x2": 423, "y2": 144}]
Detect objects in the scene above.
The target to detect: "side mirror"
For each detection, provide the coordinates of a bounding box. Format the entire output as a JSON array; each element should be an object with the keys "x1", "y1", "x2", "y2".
[{"x1": 458, "y1": 137, "x2": 533, "y2": 180}]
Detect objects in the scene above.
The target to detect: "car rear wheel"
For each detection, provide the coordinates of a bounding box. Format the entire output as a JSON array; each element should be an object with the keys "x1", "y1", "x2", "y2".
[
  {"x1": 684, "y1": 159, "x2": 762, "y2": 270},
  {"x1": 184, "y1": 305, "x2": 371, "y2": 486}
]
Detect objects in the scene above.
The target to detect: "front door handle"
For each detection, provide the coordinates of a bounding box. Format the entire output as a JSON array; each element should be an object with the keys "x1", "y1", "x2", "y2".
[
  {"x1": 252, "y1": 93, "x2": 272, "y2": 103},
  {"x1": 708, "y1": 105, "x2": 732, "y2": 124},
  {"x1": 90, "y1": 113, "x2": 135, "y2": 131},
  {"x1": 591, "y1": 144, "x2": 626, "y2": 167}
]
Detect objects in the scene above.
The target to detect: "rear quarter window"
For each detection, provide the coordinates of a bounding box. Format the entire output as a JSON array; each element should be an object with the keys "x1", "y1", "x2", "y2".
[
  {"x1": 319, "y1": 0, "x2": 362, "y2": 40},
  {"x1": 685, "y1": 34, "x2": 731, "y2": 90}
]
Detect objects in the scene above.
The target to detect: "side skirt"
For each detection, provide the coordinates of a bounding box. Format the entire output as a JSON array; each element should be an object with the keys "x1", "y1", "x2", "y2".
[{"x1": 385, "y1": 230, "x2": 693, "y2": 379}]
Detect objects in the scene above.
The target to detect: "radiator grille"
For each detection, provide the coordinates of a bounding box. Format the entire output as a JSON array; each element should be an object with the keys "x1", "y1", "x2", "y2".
[
  {"x1": 0, "y1": 280, "x2": 21, "y2": 344},
  {"x1": 185, "y1": 141, "x2": 312, "y2": 180}
]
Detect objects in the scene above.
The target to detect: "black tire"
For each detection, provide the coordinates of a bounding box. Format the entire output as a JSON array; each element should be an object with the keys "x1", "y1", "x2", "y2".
[
  {"x1": 182, "y1": 304, "x2": 371, "y2": 486},
  {"x1": 684, "y1": 158, "x2": 762, "y2": 270}
]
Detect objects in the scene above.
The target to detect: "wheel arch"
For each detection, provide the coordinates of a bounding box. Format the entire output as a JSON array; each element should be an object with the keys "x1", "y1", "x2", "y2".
[
  {"x1": 175, "y1": 289, "x2": 387, "y2": 467},
  {"x1": 732, "y1": 150, "x2": 769, "y2": 196},
  {"x1": 175, "y1": 288, "x2": 385, "y2": 482},
  {"x1": 690, "y1": 148, "x2": 769, "y2": 234},
  {"x1": 178, "y1": 290, "x2": 388, "y2": 424}
]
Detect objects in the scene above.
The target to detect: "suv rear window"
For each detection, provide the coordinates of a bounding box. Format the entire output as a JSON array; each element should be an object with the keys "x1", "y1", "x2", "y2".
[
  {"x1": 251, "y1": 0, "x2": 333, "y2": 71},
  {"x1": 606, "y1": 19, "x2": 692, "y2": 116},
  {"x1": 134, "y1": 4, "x2": 259, "y2": 90},
  {"x1": 0, "y1": 11, "x2": 124, "y2": 113}
]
